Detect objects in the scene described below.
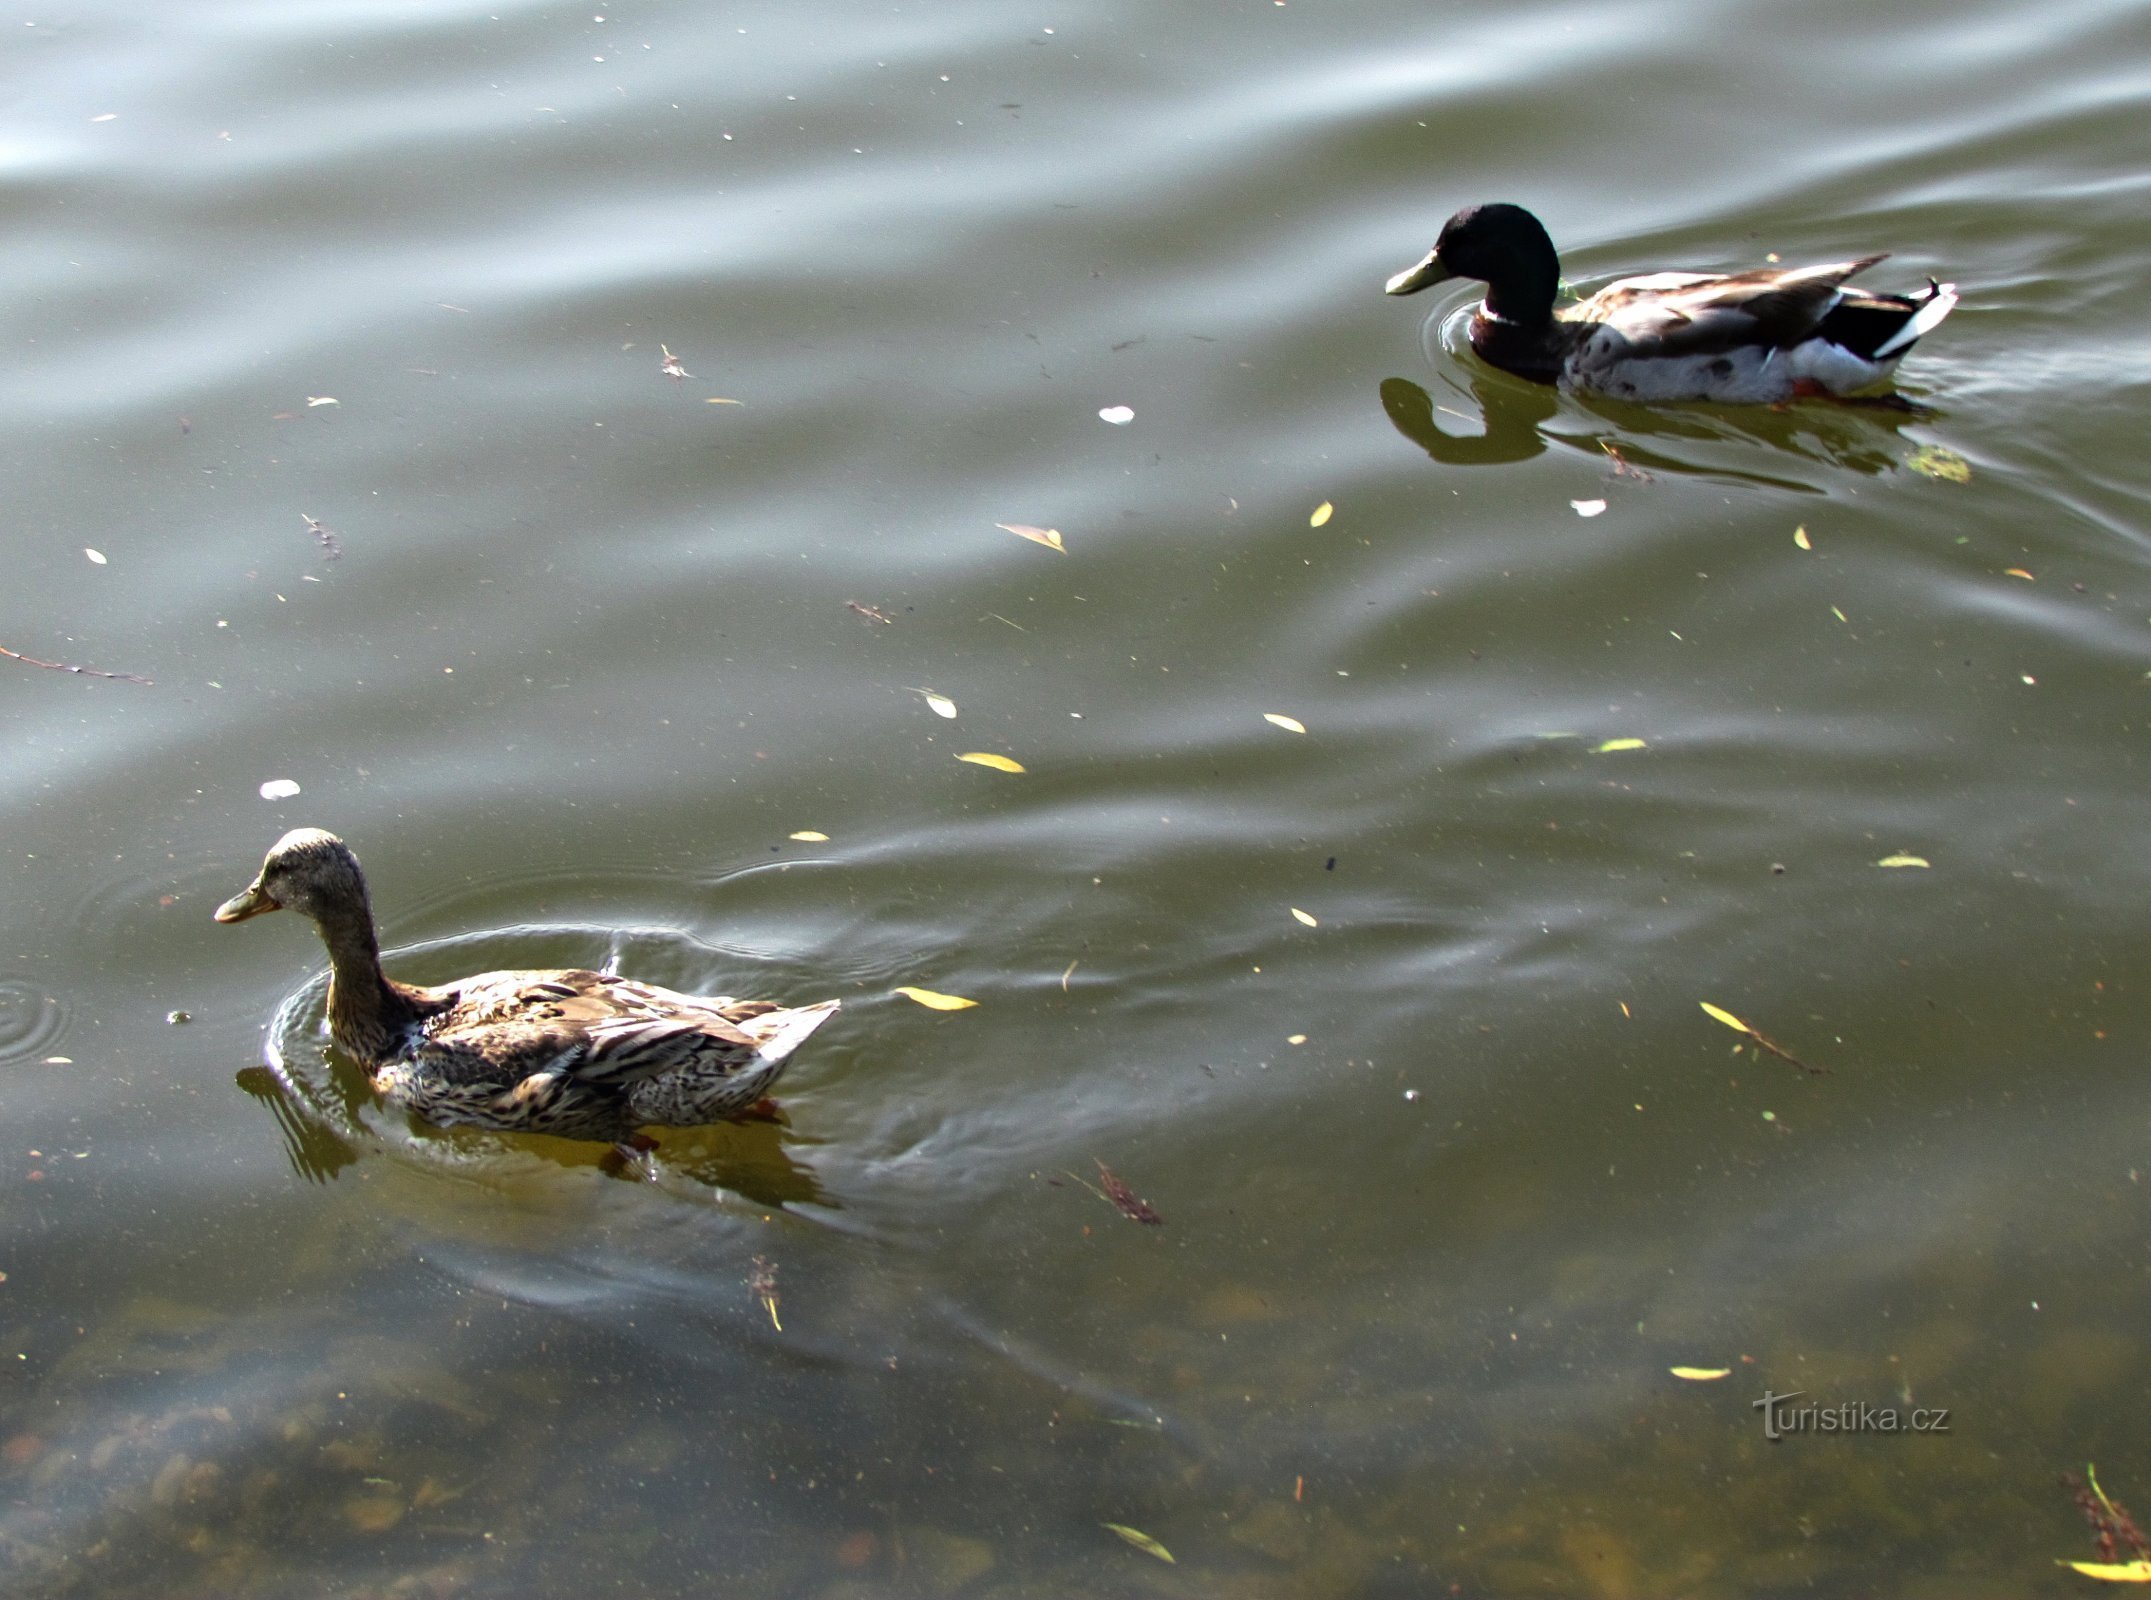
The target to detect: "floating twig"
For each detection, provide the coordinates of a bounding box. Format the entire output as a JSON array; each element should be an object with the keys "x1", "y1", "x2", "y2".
[
  {"x1": 1699, "y1": 1001, "x2": 1825, "y2": 1075},
  {"x1": 748, "y1": 1256, "x2": 782, "y2": 1331},
  {"x1": 302, "y1": 513, "x2": 343, "y2": 562},
  {"x1": 1601, "y1": 440, "x2": 1655, "y2": 482},
  {"x1": 1, "y1": 642, "x2": 151, "y2": 685}
]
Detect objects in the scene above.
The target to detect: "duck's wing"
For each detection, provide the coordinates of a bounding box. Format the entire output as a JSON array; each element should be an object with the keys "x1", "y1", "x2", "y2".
[
  {"x1": 1569, "y1": 257, "x2": 1889, "y2": 357},
  {"x1": 423, "y1": 969, "x2": 836, "y2": 1090},
  {"x1": 418, "y1": 969, "x2": 749, "y2": 1083}
]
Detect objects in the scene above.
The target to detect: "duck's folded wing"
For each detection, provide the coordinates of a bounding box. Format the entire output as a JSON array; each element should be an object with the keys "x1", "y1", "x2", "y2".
[
  {"x1": 1577, "y1": 257, "x2": 1888, "y2": 356},
  {"x1": 566, "y1": 1013, "x2": 764, "y2": 1088}
]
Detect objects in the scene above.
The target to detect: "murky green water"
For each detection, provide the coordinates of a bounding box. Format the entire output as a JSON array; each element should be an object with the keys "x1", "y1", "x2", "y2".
[{"x1": 6, "y1": 0, "x2": 2151, "y2": 1593}]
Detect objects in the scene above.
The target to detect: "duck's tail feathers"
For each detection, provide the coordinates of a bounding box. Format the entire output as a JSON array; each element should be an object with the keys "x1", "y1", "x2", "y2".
[
  {"x1": 1872, "y1": 279, "x2": 1959, "y2": 359},
  {"x1": 750, "y1": 998, "x2": 841, "y2": 1065}
]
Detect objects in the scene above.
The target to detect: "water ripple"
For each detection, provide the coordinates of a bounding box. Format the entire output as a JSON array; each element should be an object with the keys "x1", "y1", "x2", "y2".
[{"x1": 0, "y1": 977, "x2": 72, "y2": 1066}]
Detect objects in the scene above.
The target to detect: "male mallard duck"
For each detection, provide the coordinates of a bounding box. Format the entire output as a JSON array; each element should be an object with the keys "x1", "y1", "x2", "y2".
[
  {"x1": 215, "y1": 828, "x2": 839, "y2": 1143},
  {"x1": 1385, "y1": 203, "x2": 1958, "y2": 403}
]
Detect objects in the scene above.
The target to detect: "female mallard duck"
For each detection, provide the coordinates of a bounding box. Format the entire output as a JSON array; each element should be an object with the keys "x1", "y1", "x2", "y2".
[
  {"x1": 215, "y1": 828, "x2": 839, "y2": 1143},
  {"x1": 1385, "y1": 203, "x2": 1958, "y2": 403}
]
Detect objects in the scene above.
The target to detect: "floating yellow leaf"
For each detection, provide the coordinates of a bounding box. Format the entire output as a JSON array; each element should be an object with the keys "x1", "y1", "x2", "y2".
[
  {"x1": 706, "y1": 396, "x2": 743, "y2": 406},
  {"x1": 957, "y1": 752, "x2": 1024, "y2": 773},
  {"x1": 1102, "y1": 1524, "x2": 1175, "y2": 1564},
  {"x1": 2059, "y1": 1560, "x2": 2151, "y2": 1582},
  {"x1": 1699, "y1": 1002, "x2": 1750, "y2": 1034},
  {"x1": 1310, "y1": 501, "x2": 1333, "y2": 527},
  {"x1": 998, "y1": 522, "x2": 1065, "y2": 553},
  {"x1": 1876, "y1": 854, "x2": 1930, "y2": 869},
  {"x1": 2003, "y1": 568, "x2": 2035, "y2": 581},
  {"x1": 895, "y1": 986, "x2": 977, "y2": 1011},
  {"x1": 1263, "y1": 713, "x2": 1306, "y2": 734},
  {"x1": 788, "y1": 830, "x2": 829, "y2": 842},
  {"x1": 1290, "y1": 908, "x2": 1317, "y2": 927},
  {"x1": 1670, "y1": 1366, "x2": 1732, "y2": 1381},
  {"x1": 1594, "y1": 737, "x2": 1646, "y2": 753},
  {"x1": 1793, "y1": 525, "x2": 1811, "y2": 550},
  {"x1": 1907, "y1": 445, "x2": 1971, "y2": 483},
  {"x1": 1287, "y1": 1033, "x2": 1307, "y2": 1044}
]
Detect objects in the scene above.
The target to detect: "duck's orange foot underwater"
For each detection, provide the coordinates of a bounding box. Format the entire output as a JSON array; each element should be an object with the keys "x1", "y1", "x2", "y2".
[{"x1": 1771, "y1": 381, "x2": 1928, "y2": 415}]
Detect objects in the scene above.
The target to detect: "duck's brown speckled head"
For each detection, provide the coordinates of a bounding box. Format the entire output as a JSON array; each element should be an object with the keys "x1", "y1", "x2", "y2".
[{"x1": 214, "y1": 828, "x2": 369, "y2": 925}]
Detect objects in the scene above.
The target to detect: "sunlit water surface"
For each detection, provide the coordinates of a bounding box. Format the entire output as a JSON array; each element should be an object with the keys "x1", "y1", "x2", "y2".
[{"x1": 5, "y1": 0, "x2": 2151, "y2": 1593}]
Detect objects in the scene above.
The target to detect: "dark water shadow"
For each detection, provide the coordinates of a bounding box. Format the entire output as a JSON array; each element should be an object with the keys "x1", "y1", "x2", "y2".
[{"x1": 234, "y1": 1064, "x2": 359, "y2": 1185}]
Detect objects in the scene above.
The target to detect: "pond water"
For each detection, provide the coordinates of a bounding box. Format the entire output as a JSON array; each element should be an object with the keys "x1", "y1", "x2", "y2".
[{"x1": 5, "y1": 0, "x2": 2151, "y2": 1593}]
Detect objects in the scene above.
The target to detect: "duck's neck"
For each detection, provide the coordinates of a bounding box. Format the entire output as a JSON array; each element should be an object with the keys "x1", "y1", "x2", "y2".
[
  {"x1": 313, "y1": 899, "x2": 423, "y2": 1062},
  {"x1": 1481, "y1": 254, "x2": 1559, "y2": 328}
]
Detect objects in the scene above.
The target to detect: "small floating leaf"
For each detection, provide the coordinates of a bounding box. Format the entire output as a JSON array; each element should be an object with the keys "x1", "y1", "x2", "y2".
[
  {"x1": 1699, "y1": 1001, "x2": 1820, "y2": 1073},
  {"x1": 1309, "y1": 501, "x2": 1333, "y2": 527},
  {"x1": 705, "y1": 397, "x2": 743, "y2": 405},
  {"x1": 957, "y1": 752, "x2": 1024, "y2": 773},
  {"x1": 1102, "y1": 1523, "x2": 1174, "y2": 1562},
  {"x1": 2003, "y1": 568, "x2": 2035, "y2": 581},
  {"x1": 83, "y1": 548, "x2": 108, "y2": 565},
  {"x1": 1670, "y1": 1366, "x2": 1732, "y2": 1381},
  {"x1": 1263, "y1": 713, "x2": 1306, "y2": 734},
  {"x1": 1571, "y1": 498, "x2": 1607, "y2": 518},
  {"x1": 1793, "y1": 525, "x2": 1811, "y2": 550},
  {"x1": 1907, "y1": 445, "x2": 1971, "y2": 482},
  {"x1": 1098, "y1": 405, "x2": 1134, "y2": 425},
  {"x1": 788, "y1": 830, "x2": 829, "y2": 842},
  {"x1": 258, "y1": 778, "x2": 301, "y2": 800},
  {"x1": 912, "y1": 689, "x2": 958, "y2": 719},
  {"x1": 305, "y1": 396, "x2": 339, "y2": 407},
  {"x1": 1594, "y1": 737, "x2": 1646, "y2": 753},
  {"x1": 1877, "y1": 854, "x2": 1930, "y2": 869},
  {"x1": 1290, "y1": 907, "x2": 1317, "y2": 927},
  {"x1": 895, "y1": 986, "x2": 977, "y2": 1011},
  {"x1": 997, "y1": 522, "x2": 1065, "y2": 553},
  {"x1": 1093, "y1": 1159, "x2": 1163, "y2": 1225},
  {"x1": 2059, "y1": 1561, "x2": 2151, "y2": 1582}
]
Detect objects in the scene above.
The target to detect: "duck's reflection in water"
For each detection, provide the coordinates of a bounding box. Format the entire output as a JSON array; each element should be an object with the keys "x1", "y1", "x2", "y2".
[
  {"x1": 235, "y1": 1060, "x2": 831, "y2": 1206},
  {"x1": 1381, "y1": 370, "x2": 1942, "y2": 487}
]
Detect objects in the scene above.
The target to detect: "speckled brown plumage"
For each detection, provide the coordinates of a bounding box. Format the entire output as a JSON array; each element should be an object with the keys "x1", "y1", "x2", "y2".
[{"x1": 216, "y1": 828, "x2": 839, "y2": 1143}]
